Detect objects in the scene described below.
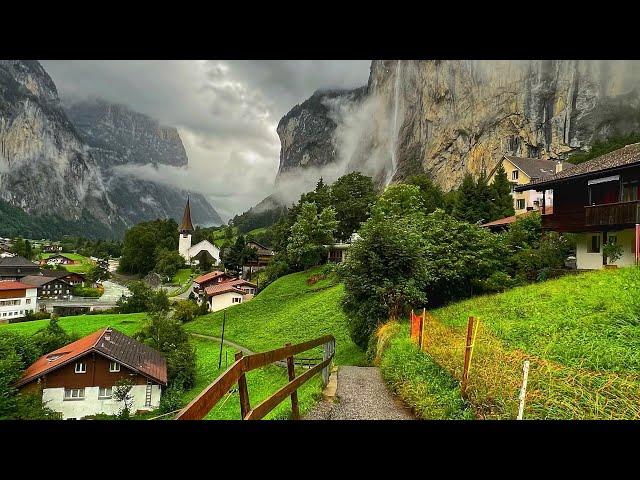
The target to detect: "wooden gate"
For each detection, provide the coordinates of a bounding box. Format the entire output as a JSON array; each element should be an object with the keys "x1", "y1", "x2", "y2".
[{"x1": 175, "y1": 335, "x2": 336, "y2": 420}]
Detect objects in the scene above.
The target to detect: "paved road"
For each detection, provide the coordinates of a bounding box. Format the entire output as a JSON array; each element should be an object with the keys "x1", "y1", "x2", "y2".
[
  {"x1": 304, "y1": 366, "x2": 414, "y2": 420},
  {"x1": 173, "y1": 281, "x2": 195, "y2": 300},
  {"x1": 100, "y1": 280, "x2": 130, "y2": 303}
]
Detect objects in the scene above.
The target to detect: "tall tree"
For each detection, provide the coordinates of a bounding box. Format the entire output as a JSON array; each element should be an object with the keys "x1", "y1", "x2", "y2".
[
  {"x1": 489, "y1": 164, "x2": 515, "y2": 220},
  {"x1": 453, "y1": 173, "x2": 479, "y2": 223},
  {"x1": 407, "y1": 174, "x2": 445, "y2": 214},
  {"x1": 329, "y1": 172, "x2": 376, "y2": 240},
  {"x1": 474, "y1": 170, "x2": 494, "y2": 224},
  {"x1": 286, "y1": 202, "x2": 337, "y2": 270}
]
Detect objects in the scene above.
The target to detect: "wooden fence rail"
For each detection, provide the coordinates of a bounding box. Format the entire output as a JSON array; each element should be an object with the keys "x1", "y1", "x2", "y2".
[{"x1": 175, "y1": 335, "x2": 335, "y2": 420}]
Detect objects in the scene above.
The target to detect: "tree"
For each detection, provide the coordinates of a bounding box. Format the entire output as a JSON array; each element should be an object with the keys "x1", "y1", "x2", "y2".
[
  {"x1": 119, "y1": 219, "x2": 179, "y2": 275},
  {"x1": 489, "y1": 164, "x2": 515, "y2": 220},
  {"x1": 222, "y1": 235, "x2": 257, "y2": 274},
  {"x1": 33, "y1": 315, "x2": 76, "y2": 355},
  {"x1": 453, "y1": 173, "x2": 478, "y2": 222},
  {"x1": 117, "y1": 281, "x2": 153, "y2": 313},
  {"x1": 113, "y1": 378, "x2": 134, "y2": 419},
  {"x1": 173, "y1": 300, "x2": 200, "y2": 323},
  {"x1": 85, "y1": 262, "x2": 109, "y2": 284},
  {"x1": 136, "y1": 311, "x2": 196, "y2": 390},
  {"x1": 154, "y1": 248, "x2": 185, "y2": 280},
  {"x1": 372, "y1": 184, "x2": 426, "y2": 219},
  {"x1": 329, "y1": 172, "x2": 376, "y2": 240},
  {"x1": 286, "y1": 202, "x2": 338, "y2": 270},
  {"x1": 407, "y1": 174, "x2": 445, "y2": 214}
]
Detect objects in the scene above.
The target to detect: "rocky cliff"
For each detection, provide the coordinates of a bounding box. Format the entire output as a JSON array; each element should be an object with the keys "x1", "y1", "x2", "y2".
[
  {"x1": 0, "y1": 61, "x2": 222, "y2": 236},
  {"x1": 275, "y1": 60, "x2": 640, "y2": 192},
  {"x1": 64, "y1": 99, "x2": 222, "y2": 227},
  {"x1": 0, "y1": 60, "x2": 115, "y2": 224}
]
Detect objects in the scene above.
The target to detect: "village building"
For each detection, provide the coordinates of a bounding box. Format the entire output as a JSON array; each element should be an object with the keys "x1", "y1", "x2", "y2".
[
  {"x1": 178, "y1": 197, "x2": 221, "y2": 266},
  {"x1": 204, "y1": 279, "x2": 257, "y2": 312},
  {"x1": 0, "y1": 280, "x2": 38, "y2": 323},
  {"x1": 20, "y1": 275, "x2": 73, "y2": 299},
  {"x1": 193, "y1": 270, "x2": 234, "y2": 293},
  {"x1": 489, "y1": 156, "x2": 573, "y2": 215},
  {"x1": 42, "y1": 253, "x2": 77, "y2": 266},
  {"x1": 515, "y1": 143, "x2": 640, "y2": 270},
  {"x1": 0, "y1": 256, "x2": 40, "y2": 280},
  {"x1": 246, "y1": 241, "x2": 275, "y2": 268},
  {"x1": 40, "y1": 269, "x2": 86, "y2": 287},
  {"x1": 42, "y1": 244, "x2": 63, "y2": 253},
  {"x1": 15, "y1": 327, "x2": 167, "y2": 420},
  {"x1": 326, "y1": 232, "x2": 361, "y2": 263}
]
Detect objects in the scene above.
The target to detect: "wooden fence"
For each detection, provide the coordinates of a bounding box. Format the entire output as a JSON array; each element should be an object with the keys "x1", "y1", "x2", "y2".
[{"x1": 175, "y1": 335, "x2": 336, "y2": 420}]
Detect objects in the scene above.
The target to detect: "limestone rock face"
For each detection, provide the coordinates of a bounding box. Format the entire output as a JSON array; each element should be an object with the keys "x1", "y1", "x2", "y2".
[
  {"x1": 276, "y1": 60, "x2": 640, "y2": 192},
  {"x1": 0, "y1": 60, "x2": 115, "y2": 224},
  {"x1": 65, "y1": 99, "x2": 222, "y2": 227}
]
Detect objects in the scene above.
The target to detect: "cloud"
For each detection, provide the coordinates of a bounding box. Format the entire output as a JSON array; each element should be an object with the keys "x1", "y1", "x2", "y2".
[{"x1": 40, "y1": 60, "x2": 370, "y2": 220}]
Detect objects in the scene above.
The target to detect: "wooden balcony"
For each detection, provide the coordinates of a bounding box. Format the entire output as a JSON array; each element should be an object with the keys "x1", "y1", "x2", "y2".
[{"x1": 585, "y1": 200, "x2": 640, "y2": 227}]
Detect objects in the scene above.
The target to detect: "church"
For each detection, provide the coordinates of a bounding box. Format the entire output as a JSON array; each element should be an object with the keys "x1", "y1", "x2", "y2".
[{"x1": 178, "y1": 198, "x2": 221, "y2": 266}]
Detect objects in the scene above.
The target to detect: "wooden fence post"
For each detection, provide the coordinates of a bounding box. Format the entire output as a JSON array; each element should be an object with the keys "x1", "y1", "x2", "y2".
[
  {"x1": 517, "y1": 360, "x2": 530, "y2": 420},
  {"x1": 322, "y1": 340, "x2": 333, "y2": 387},
  {"x1": 235, "y1": 351, "x2": 251, "y2": 419},
  {"x1": 285, "y1": 343, "x2": 300, "y2": 420},
  {"x1": 461, "y1": 316, "x2": 476, "y2": 396}
]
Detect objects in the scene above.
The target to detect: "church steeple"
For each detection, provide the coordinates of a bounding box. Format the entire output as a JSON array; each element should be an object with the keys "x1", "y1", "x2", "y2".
[{"x1": 179, "y1": 196, "x2": 194, "y2": 233}]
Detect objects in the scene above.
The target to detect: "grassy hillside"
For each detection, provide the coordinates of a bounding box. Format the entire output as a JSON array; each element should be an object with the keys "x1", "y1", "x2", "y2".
[
  {"x1": 0, "y1": 313, "x2": 147, "y2": 337},
  {"x1": 185, "y1": 267, "x2": 366, "y2": 366},
  {"x1": 378, "y1": 267, "x2": 640, "y2": 419},
  {"x1": 39, "y1": 252, "x2": 94, "y2": 274}
]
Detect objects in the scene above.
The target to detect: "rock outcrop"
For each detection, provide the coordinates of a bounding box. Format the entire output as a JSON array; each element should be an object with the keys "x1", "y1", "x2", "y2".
[{"x1": 275, "y1": 60, "x2": 640, "y2": 192}]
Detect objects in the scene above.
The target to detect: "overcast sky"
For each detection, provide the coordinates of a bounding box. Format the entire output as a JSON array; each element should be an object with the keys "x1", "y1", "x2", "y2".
[{"x1": 41, "y1": 60, "x2": 371, "y2": 220}]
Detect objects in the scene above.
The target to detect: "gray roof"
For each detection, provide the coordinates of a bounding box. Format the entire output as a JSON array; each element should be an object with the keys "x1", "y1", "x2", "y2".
[
  {"x1": 0, "y1": 256, "x2": 38, "y2": 267},
  {"x1": 20, "y1": 275, "x2": 70, "y2": 287},
  {"x1": 503, "y1": 156, "x2": 572, "y2": 180},
  {"x1": 516, "y1": 142, "x2": 640, "y2": 191}
]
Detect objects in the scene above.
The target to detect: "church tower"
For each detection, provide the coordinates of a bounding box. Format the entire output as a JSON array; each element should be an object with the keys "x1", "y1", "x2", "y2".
[{"x1": 178, "y1": 197, "x2": 194, "y2": 262}]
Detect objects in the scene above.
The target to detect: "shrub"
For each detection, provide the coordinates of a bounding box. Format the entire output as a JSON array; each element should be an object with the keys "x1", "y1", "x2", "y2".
[
  {"x1": 159, "y1": 387, "x2": 185, "y2": 413},
  {"x1": 173, "y1": 300, "x2": 200, "y2": 323},
  {"x1": 603, "y1": 242, "x2": 624, "y2": 264},
  {"x1": 475, "y1": 271, "x2": 517, "y2": 294}
]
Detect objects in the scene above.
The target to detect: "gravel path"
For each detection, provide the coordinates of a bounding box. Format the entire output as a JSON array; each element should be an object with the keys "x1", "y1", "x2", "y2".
[{"x1": 305, "y1": 366, "x2": 414, "y2": 420}]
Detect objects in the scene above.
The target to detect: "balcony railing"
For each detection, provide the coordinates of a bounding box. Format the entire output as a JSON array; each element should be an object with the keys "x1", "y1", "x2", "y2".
[{"x1": 585, "y1": 200, "x2": 640, "y2": 227}]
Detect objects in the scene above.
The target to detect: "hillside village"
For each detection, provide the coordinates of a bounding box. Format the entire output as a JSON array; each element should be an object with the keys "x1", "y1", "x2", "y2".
[{"x1": 1, "y1": 137, "x2": 639, "y2": 421}]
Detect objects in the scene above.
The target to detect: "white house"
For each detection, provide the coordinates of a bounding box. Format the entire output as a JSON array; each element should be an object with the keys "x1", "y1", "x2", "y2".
[
  {"x1": 0, "y1": 280, "x2": 37, "y2": 323},
  {"x1": 204, "y1": 279, "x2": 257, "y2": 312},
  {"x1": 178, "y1": 198, "x2": 221, "y2": 266},
  {"x1": 15, "y1": 327, "x2": 167, "y2": 420}
]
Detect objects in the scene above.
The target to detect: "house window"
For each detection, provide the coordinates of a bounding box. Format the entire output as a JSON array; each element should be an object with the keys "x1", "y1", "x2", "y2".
[
  {"x1": 512, "y1": 170, "x2": 519, "y2": 181},
  {"x1": 109, "y1": 362, "x2": 120, "y2": 372},
  {"x1": 75, "y1": 362, "x2": 87, "y2": 374},
  {"x1": 26, "y1": 299, "x2": 30, "y2": 304},
  {"x1": 608, "y1": 235, "x2": 617, "y2": 245},
  {"x1": 516, "y1": 199, "x2": 526, "y2": 210},
  {"x1": 587, "y1": 235, "x2": 601, "y2": 253},
  {"x1": 98, "y1": 387, "x2": 112, "y2": 399},
  {"x1": 232, "y1": 297, "x2": 242, "y2": 304},
  {"x1": 64, "y1": 388, "x2": 85, "y2": 400}
]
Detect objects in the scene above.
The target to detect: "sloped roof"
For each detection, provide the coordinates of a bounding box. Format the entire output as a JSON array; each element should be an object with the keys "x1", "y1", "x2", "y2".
[
  {"x1": 16, "y1": 327, "x2": 167, "y2": 387},
  {"x1": 503, "y1": 156, "x2": 572, "y2": 180},
  {"x1": 20, "y1": 275, "x2": 70, "y2": 287},
  {"x1": 247, "y1": 241, "x2": 274, "y2": 256},
  {"x1": 204, "y1": 283, "x2": 246, "y2": 297},
  {"x1": 0, "y1": 256, "x2": 38, "y2": 268},
  {"x1": 0, "y1": 280, "x2": 34, "y2": 291},
  {"x1": 517, "y1": 143, "x2": 640, "y2": 191},
  {"x1": 179, "y1": 197, "x2": 194, "y2": 232},
  {"x1": 194, "y1": 270, "x2": 226, "y2": 285},
  {"x1": 225, "y1": 279, "x2": 257, "y2": 288}
]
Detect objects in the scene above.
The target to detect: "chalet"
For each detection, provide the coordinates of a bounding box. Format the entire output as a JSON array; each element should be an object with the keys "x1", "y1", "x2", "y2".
[
  {"x1": 43, "y1": 253, "x2": 77, "y2": 266},
  {"x1": 193, "y1": 270, "x2": 234, "y2": 293},
  {"x1": 515, "y1": 143, "x2": 640, "y2": 269},
  {"x1": 246, "y1": 241, "x2": 275, "y2": 268},
  {"x1": 204, "y1": 279, "x2": 257, "y2": 312},
  {"x1": 326, "y1": 232, "x2": 361, "y2": 263},
  {"x1": 20, "y1": 275, "x2": 73, "y2": 299},
  {"x1": 178, "y1": 198, "x2": 221, "y2": 266},
  {"x1": 0, "y1": 256, "x2": 40, "y2": 280},
  {"x1": 489, "y1": 156, "x2": 573, "y2": 215},
  {"x1": 0, "y1": 280, "x2": 37, "y2": 323},
  {"x1": 15, "y1": 327, "x2": 167, "y2": 420},
  {"x1": 40, "y1": 269, "x2": 86, "y2": 286}
]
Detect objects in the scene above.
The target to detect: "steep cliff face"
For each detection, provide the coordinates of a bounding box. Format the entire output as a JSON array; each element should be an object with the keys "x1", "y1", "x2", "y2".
[
  {"x1": 0, "y1": 60, "x2": 115, "y2": 224},
  {"x1": 65, "y1": 99, "x2": 222, "y2": 227},
  {"x1": 276, "y1": 60, "x2": 640, "y2": 192}
]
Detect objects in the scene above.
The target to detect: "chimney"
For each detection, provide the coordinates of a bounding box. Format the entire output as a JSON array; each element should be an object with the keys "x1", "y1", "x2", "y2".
[{"x1": 555, "y1": 162, "x2": 563, "y2": 174}]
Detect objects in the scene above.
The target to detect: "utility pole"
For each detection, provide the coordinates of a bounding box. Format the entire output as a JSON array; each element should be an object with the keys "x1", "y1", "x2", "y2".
[{"x1": 218, "y1": 310, "x2": 227, "y2": 369}]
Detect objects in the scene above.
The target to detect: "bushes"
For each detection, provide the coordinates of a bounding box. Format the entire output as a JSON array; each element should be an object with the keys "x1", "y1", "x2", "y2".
[
  {"x1": 375, "y1": 322, "x2": 473, "y2": 419},
  {"x1": 173, "y1": 300, "x2": 200, "y2": 323},
  {"x1": 117, "y1": 281, "x2": 169, "y2": 314},
  {"x1": 73, "y1": 285, "x2": 102, "y2": 297}
]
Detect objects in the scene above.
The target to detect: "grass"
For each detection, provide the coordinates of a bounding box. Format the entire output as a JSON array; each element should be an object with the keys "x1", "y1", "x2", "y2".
[
  {"x1": 40, "y1": 252, "x2": 94, "y2": 274},
  {"x1": 0, "y1": 313, "x2": 147, "y2": 337},
  {"x1": 185, "y1": 267, "x2": 366, "y2": 366},
  {"x1": 379, "y1": 267, "x2": 640, "y2": 419},
  {"x1": 171, "y1": 268, "x2": 193, "y2": 285}
]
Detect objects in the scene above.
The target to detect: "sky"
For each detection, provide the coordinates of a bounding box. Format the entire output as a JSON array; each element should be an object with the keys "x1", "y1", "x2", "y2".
[{"x1": 41, "y1": 60, "x2": 371, "y2": 221}]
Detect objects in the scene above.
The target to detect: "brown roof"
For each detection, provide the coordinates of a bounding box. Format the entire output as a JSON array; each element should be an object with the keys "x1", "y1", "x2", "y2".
[
  {"x1": 516, "y1": 143, "x2": 640, "y2": 191},
  {"x1": 179, "y1": 197, "x2": 194, "y2": 232},
  {"x1": 194, "y1": 270, "x2": 226, "y2": 285},
  {"x1": 0, "y1": 280, "x2": 34, "y2": 291},
  {"x1": 16, "y1": 327, "x2": 168, "y2": 387},
  {"x1": 480, "y1": 208, "x2": 552, "y2": 228},
  {"x1": 225, "y1": 279, "x2": 257, "y2": 288},
  {"x1": 20, "y1": 275, "x2": 70, "y2": 288},
  {"x1": 502, "y1": 156, "x2": 572, "y2": 180},
  {"x1": 204, "y1": 283, "x2": 246, "y2": 297},
  {"x1": 247, "y1": 241, "x2": 274, "y2": 256}
]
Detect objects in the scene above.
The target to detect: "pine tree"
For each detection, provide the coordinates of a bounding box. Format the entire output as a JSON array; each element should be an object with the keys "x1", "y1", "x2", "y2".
[
  {"x1": 490, "y1": 164, "x2": 515, "y2": 220},
  {"x1": 474, "y1": 170, "x2": 494, "y2": 224},
  {"x1": 453, "y1": 173, "x2": 479, "y2": 223}
]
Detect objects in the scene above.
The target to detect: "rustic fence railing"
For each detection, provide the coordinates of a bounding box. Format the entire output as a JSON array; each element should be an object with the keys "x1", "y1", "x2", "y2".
[{"x1": 175, "y1": 335, "x2": 336, "y2": 420}]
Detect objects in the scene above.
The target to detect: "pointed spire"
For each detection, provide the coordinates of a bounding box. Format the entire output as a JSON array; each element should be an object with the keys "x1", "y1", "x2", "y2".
[{"x1": 179, "y1": 196, "x2": 194, "y2": 233}]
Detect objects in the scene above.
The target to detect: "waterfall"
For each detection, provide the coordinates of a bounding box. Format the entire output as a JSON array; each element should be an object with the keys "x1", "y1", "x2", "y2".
[{"x1": 386, "y1": 60, "x2": 402, "y2": 185}]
